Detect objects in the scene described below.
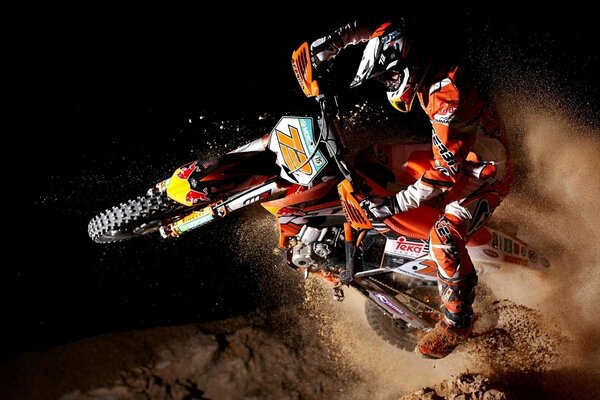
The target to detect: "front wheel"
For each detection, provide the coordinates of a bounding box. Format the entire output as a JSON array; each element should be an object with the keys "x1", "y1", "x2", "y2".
[
  {"x1": 88, "y1": 192, "x2": 183, "y2": 243},
  {"x1": 365, "y1": 300, "x2": 422, "y2": 351}
]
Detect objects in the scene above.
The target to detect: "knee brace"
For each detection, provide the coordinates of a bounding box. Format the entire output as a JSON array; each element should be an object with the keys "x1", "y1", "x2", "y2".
[{"x1": 438, "y1": 272, "x2": 478, "y2": 328}]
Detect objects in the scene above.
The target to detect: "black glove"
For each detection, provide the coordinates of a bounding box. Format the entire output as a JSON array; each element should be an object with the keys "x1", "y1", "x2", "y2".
[{"x1": 361, "y1": 195, "x2": 402, "y2": 220}]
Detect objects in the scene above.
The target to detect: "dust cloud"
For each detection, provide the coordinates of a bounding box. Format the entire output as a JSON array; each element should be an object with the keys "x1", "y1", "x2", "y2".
[
  {"x1": 301, "y1": 96, "x2": 600, "y2": 398},
  {"x1": 487, "y1": 98, "x2": 600, "y2": 394},
  {"x1": 301, "y1": 280, "x2": 473, "y2": 398}
]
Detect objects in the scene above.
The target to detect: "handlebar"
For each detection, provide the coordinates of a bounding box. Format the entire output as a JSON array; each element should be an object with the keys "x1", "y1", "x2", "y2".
[
  {"x1": 315, "y1": 95, "x2": 354, "y2": 183},
  {"x1": 292, "y1": 41, "x2": 372, "y2": 194}
]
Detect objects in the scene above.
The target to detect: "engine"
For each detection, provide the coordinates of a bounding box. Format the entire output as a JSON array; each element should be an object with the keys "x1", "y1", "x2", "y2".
[{"x1": 288, "y1": 226, "x2": 344, "y2": 274}]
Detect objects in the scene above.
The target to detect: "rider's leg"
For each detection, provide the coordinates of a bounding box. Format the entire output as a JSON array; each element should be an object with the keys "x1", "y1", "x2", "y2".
[
  {"x1": 431, "y1": 215, "x2": 479, "y2": 327},
  {"x1": 416, "y1": 185, "x2": 503, "y2": 359}
]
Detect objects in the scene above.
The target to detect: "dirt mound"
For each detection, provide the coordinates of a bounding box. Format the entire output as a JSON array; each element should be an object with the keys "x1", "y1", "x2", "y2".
[
  {"x1": 2, "y1": 298, "x2": 597, "y2": 400},
  {"x1": 400, "y1": 374, "x2": 507, "y2": 400},
  {"x1": 0, "y1": 308, "x2": 369, "y2": 400}
]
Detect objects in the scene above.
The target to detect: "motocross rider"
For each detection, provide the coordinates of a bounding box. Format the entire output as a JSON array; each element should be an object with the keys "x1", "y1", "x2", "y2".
[{"x1": 308, "y1": 18, "x2": 512, "y2": 359}]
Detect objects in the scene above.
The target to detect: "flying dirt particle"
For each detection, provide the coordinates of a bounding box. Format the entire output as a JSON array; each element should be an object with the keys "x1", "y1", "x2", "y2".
[{"x1": 466, "y1": 300, "x2": 567, "y2": 375}]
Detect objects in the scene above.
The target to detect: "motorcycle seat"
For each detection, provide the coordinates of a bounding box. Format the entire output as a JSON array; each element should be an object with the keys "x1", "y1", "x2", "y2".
[{"x1": 383, "y1": 205, "x2": 441, "y2": 240}]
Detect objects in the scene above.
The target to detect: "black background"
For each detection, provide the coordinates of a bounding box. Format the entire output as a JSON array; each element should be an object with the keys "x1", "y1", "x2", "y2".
[{"x1": 7, "y1": 7, "x2": 599, "y2": 359}]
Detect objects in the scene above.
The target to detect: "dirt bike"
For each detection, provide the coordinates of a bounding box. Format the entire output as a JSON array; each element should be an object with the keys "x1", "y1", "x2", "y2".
[{"x1": 88, "y1": 42, "x2": 550, "y2": 350}]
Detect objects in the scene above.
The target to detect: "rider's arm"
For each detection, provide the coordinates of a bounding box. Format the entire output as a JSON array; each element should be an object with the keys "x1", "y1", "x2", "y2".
[{"x1": 310, "y1": 20, "x2": 386, "y2": 69}]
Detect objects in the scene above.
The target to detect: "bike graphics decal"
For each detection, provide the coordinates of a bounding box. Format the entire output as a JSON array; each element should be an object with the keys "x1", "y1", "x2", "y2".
[
  {"x1": 269, "y1": 117, "x2": 327, "y2": 185},
  {"x1": 277, "y1": 205, "x2": 344, "y2": 226},
  {"x1": 277, "y1": 125, "x2": 312, "y2": 175},
  {"x1": 372, "y1": 292, "x2": 409, "y2": 318},
  {"x1": 224, "y1": 181, "x2": 282, "y2": 213},
  {"x1": 528, "y1": 249, "x2": 538, "y2": 263},
  {"x1": 370, "y1": 292, "x2": 426, "y2": 328},
  {"x1": 242, "y1": 189, "x2": 273, "y2": 206},
  {"x1": 170, "y1": 207, "x2": 215, "y2": 235},
  {"x1": 503, "y1": 254, "x2": 528, "y2": 266},
  {"x1": 391, "y1": 259, "x2": 439, "y2": 282}
]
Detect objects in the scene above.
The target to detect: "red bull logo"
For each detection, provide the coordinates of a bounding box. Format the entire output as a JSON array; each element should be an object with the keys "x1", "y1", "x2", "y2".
[
  {"x1": 276, "y1": 206, "x2": 305, "y2": 217},
  {"x1": 185, "y1": 188, "x2": 210, "y2": 204},
  {"x1": 177, "y1": 161, "x2": 198, "y2": 180}
]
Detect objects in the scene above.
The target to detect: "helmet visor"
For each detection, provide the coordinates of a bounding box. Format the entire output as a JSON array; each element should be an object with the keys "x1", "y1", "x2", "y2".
[
  {"x1": 376, "y1": 69, "x2": 403, "y2": 91},
  {"x1": 386, "y1": 67, "x2": 417, "y2": 113}
]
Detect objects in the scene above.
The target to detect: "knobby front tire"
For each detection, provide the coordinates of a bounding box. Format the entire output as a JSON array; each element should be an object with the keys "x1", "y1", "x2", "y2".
[{"x1": 88, "y1": 192, "x2": 180, "y2": 243}]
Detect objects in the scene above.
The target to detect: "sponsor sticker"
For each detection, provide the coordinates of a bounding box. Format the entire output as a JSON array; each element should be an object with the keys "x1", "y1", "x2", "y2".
[
  {"x1": 385, "y1": 236, "x2": 427, "y2": 257},
  {"x1": 502, "y1": 237, "x2": 513, "y2": 253},
  {"x1": 483, "y1": 248, "x2": 500, "y2": 258},
  {"x1": 270, "y1": 117, "x2": 327, "y2": 185},
  {"x1": 504, "y1": 255, "x2": 528, "y2": 266},
  {"x1": 528, "y1": 250, "x2": 538, "y2": 263},
  {"x1": 372, "y1": 293, "x2": 413, "y2": 321}
]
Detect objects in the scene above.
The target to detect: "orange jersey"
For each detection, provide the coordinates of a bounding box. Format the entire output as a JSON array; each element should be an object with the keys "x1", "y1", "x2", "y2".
[
  {"x1": 395, "y1": 66, "x2": 512, "y2": 211},
  {"x1": 420, "y1": 66, "x2": 511, "y2": 189}
]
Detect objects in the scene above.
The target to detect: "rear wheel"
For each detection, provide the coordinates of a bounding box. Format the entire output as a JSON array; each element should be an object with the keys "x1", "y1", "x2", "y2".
[
  {"x1": 365, "y1": 300, "x2": 422, "y2": 351},
  {"x1": 88, "y1": 192, "x2": 183, "y2": 243}
]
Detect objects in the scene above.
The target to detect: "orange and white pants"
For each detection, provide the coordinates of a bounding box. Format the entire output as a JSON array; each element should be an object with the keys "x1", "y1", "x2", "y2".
[{"x1": 429, "y1": 175, "x2": 510, "y2": 328}]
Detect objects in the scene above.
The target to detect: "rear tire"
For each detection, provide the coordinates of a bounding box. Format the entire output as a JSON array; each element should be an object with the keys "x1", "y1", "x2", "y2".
[
  {"x1": 365, "y1": 300, "x2": 421, "y2": 351},
  {"x1": 88, "y1": 192, "x2": 182, "y2": 243}
]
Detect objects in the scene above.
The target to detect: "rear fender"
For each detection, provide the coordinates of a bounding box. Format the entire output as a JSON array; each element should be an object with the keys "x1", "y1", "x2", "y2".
[{"x1": 466, "y1": 226, "x2": 551, "y2": 270}]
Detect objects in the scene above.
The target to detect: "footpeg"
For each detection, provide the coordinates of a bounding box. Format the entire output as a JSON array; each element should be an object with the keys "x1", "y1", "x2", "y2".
[
  {"x1": 333, "y1": 285, "x2": 345, "y2": 302},
  {"x1": 339, "y1": 269, "x2": 353, "y2": 285}
]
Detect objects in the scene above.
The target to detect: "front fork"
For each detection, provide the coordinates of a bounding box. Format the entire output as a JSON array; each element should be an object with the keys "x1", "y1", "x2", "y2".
[
  {"x1": 160, "y1": 203, "x2": 225, "y2": 238},
  {"x1": 146, "y1": 178, "x2": 219, "y2": 238}
]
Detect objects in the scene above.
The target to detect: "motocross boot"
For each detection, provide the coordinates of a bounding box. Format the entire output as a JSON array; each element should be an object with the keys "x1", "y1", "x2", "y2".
[
  {"x1": 415, "y1": 272, "x2": 477, "y2": 359},
  {"x1": 414, "y1": 319, "x2": 472, "y2": 359}
]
